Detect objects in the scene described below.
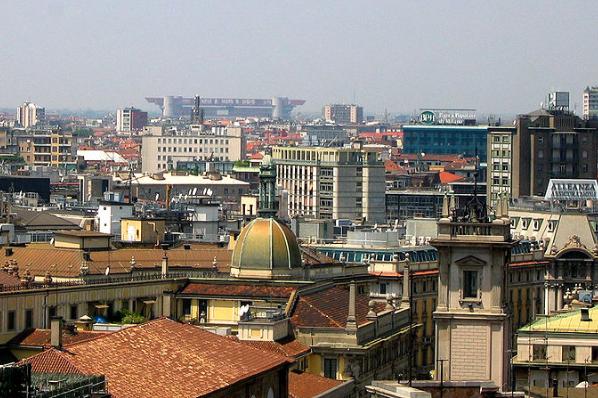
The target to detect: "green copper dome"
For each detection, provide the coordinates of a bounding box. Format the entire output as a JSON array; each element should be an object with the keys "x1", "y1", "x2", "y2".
[{"x1": 231, "y1": 218, "x2": 302, "y2": 272}]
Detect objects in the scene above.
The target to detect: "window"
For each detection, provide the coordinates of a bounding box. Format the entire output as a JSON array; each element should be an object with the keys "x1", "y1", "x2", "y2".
[
  {"x1": 538, "y1": 136, "x2": 544, "y2": 144},
  {"x1": 533, "y1": 345, "x2": 547, "y2": 361},
  {"x1": 70, "y1": 304, "x2": 78, "y2": 320},
  {"x1": 593, "y1": 347, "x2": 598, "y2": 363},
  {"x1": 25, "y1": 309, "x2": 33, "y2": 329},
  {"x1": 562, "y1": 346, "x2": 576, "y2": 362},
  {"x1": 324, "y1": 358, "x2": 338, "y2": 379},
  {"x1": 463, "y1": 270, "x2": 478, "y2": 298},
  {"x1": 379, "y1": 283, "x2": 387, "y2": 295},
  {"x1": 7, "y1": 311, "x2": 16, "y2": 331},
  {"x1": 48, "y1": 306, "x2": 57, "y2": 318},
  {"x1": 182, "y1": 299, "x2": 192, "y2": 316}
]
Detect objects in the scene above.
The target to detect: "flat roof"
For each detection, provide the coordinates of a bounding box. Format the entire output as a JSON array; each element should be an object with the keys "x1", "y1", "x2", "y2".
[
  {"x1": 55, "y1": 230, "x2": 112, "y2": 238},
  {"x1": 125, "y1": 173, "x2": 250, "y2": 186}
]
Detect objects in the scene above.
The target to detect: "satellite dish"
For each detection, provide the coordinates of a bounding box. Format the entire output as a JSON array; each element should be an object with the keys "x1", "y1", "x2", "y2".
[
  {"x1": 105, "y1": 266, "x2": 110, "y2": 276},
  {"x1": 207, "y1": 189, "x2": 213, "y2": 196},
  {"x1": 155, "y1": 193, "x2": 160, "y2": 201},
  {"x1": 188, "y1": 188, "x2": 193, "y2": 195},
  {"x1": 192, "y1": 187, "x2": 198, "y2": 195},
  {"x1": 203, "y1": 188, "x2": 207, "y2": 195}
]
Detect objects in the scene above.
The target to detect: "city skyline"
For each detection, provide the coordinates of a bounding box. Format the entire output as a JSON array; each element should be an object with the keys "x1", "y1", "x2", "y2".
[{"x1": 1, "y1": 1, "x2": 597, "y2": 114}]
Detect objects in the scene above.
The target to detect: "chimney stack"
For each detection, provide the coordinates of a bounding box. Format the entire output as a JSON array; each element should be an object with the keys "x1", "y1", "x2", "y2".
[
  {"x1": 161, "y1": 252, "x2": 169, "y2": 276},
  {"x1": 581, "y1": 308, "x2": 591, "y2": 322},
  {"x1": 345, "y1": 281, "x2": 357, "y2": 332},
  {"x1": 50, "y1": 316, "x2": 63, "y2": 349}
]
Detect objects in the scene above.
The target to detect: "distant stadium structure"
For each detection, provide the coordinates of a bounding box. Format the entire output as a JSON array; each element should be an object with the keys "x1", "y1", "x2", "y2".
[{"x1": 145, "y1": 96, "x2": 305, "y2": 119}]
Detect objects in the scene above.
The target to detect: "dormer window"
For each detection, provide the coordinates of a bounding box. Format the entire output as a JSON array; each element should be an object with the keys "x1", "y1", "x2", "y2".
[{"x1": 521, "y1": 218, "x2": 531, "y2": 230}]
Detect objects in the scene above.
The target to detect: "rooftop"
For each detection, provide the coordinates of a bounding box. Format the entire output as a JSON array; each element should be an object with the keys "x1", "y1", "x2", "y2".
[
  {"x1": 520, "y1": 307, "x2": 598, "y2": 334},
  {"x1": 22, "y1": 318, "x2": 290, "y2": 398},
  {"x1": 289, "y1": 370, "x2": 346, "y2": 398},
  {"x1": 291, "y1": 284, "x2": 387, "y2": 328}
]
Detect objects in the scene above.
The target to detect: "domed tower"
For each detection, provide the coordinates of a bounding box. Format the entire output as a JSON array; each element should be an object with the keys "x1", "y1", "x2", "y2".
[{"x1": 230, "y1": 153, "x2": 303, "y2": 279}]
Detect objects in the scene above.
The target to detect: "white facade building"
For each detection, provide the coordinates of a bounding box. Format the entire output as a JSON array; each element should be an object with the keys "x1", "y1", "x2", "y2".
[
  {"x1": 96, "y1": 201, "x2": 134, "y2": 237},
  {"x1": 141, "y1": 126, "x2": 245, "y2": 174},
  {"x1": 272, "y1": 145, "x2": 386, "y2": 223}
]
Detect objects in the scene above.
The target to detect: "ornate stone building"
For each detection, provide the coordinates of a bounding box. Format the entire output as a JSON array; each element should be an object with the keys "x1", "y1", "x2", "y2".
[{"x1": 432, "y1": 193, "x2": 513, "y2": 391}]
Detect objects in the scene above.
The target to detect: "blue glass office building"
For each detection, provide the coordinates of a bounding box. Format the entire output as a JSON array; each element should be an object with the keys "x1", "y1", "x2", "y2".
[{"x1": 402, "y1": 125, "x2": 488, "y2": 161}]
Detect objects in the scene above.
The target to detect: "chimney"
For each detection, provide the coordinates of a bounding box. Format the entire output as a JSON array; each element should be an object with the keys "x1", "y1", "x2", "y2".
[
  {"x1": 581, "y1": 308, "x2": 591, "y2": 322},
  {"x1": 345, "y1": 281, "x2": 357, "y2": 332},
  {"x1": 161, "y1": 253, "x2": 169, "y2": 276},
  {"x1": 401, "y1": 254, "x2": 410, "y2": 307},
  {"x1": 50, "y1": 316, "x2": 63, "y2": 349},
  {"x1": 4, "y1": 247, "x2": 13, "y2": 257}
]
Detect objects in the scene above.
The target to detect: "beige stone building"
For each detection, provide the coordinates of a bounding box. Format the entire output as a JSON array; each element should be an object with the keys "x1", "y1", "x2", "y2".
[
  {"x1": 141, "y1": 125, "x2": 245, "y2": 173},
  {"x1": 272, "y1": 145, "x2": 386, "y2": 223},
  {"x1": 432, "y1": 195, "x2": 512, "y2": 391}
]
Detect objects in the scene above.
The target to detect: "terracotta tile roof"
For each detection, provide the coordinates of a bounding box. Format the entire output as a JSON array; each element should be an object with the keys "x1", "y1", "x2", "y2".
[
  {"x1": 25, "y1": 348, "x2": 87, "y2": 375},
  {"x1": 180, "y1": 282, "x2": 297, "y2": 299},
  {"x1": 0, "y1": 270, "x2": 21, "y2": 288},
  {"x1": 291, "y1": 285, "x2": 385, "y2": 328},
  {"x1": 0, "y1": 243, "x2": 232, "y2": 278},
  {"x1": 288, "y1": 371, "x2": 344, "y2": 398},
  {"x1": 230, "y1": 336, "x2": 310, "y2": 359},
  {"x1": 439, "y1": 171, "x2": 464, "y2": 184},
  {"x1": 8, "y1": 328, "x2": 111, "y2": 348},
  {"x1": 22, "y1": 318, "x2": 290, "y2": 398}
]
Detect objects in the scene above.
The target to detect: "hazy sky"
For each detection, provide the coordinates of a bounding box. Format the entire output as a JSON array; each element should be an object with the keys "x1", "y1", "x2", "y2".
[{"x1": 1, "y1": 1, "x2": 597, "y2": 115}]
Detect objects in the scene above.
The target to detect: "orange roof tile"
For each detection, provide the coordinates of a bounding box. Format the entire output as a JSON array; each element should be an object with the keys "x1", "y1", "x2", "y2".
[
  {"x1": 288, "y1": 371, "x2": 344, "y2": 398},
  {"x1": 22, "y1": 318, "x2": 290, "y2": 398},
  {"x1": 291, "y1": 285, "x2": 386, "y2": 328},
  {"x1": 0, "y1": 243, "x2": 232, "y2": 278},
  {"x1": 439, "y1": 171, "x2": 464, "y2": 184}
]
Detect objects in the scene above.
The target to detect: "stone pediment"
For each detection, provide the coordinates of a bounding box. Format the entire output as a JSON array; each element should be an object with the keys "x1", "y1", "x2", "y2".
[{"x1": 454, "y1": 255, "x2": 486, "y2": 267}]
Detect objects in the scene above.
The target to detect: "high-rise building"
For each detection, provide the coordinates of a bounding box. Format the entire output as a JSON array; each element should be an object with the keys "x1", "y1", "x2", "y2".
[
  {"x1": 486, "y1": 126, "x2": 515, "y2": 207},
  {"x1": 583, "y1": 86, "x2": 598, "y2": 120},
  {"x1": 323, "y1": 104, "x2": 363, "y2": 125},
  {"x1": 140, "y1": 126, "x2": 245, "y2": 173},
  {"x1": 402, "y1": 125, "x2": 488, "y2": 160},
  {"x1": 271, "y1": 145, "x2": 386, "y2": 223},
  {"x1": 489, "y1": 109, "x2": 598, "y2": 201},
  {"x1": 16, "y1": 102, "x2": 45, "y2": 128},
  {"x1": 116, "y1": 107, "x2": 148, "y2": 132}
]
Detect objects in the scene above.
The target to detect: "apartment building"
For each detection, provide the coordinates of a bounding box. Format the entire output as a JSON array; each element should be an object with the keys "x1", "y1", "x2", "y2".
[
  {"x1": 140, "y1": 126, "x2": 245, "y2": 173},
  {"x1": 323, "y1": 104, "x2": 363, "y2": 125},
  {"x1": 486, "y1": 126, "x2": 516, "y2": 207},
  {"x1": 583, "y1": 86, "x2": 598, "y2": 120},
  {"x1": 16, "y1": 129, "x2": 77, "y2": 169},
  {"x1": 504, "y1": 109, "x2": 598, "y2": 199},
  {"x1": 272, "y1": 145, "x2": 386, "y2": 223},
  {"x1": 116, "y1": 107, "x2": 148, "y2": 132}
]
